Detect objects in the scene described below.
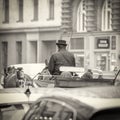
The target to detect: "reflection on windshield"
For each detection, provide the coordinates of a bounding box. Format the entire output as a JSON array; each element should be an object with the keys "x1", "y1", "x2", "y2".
[
  {"x1": 25, "y1": 100, "x2": 74, "y2": 120},
  {"x1": 0, "y1": 104, "x2": 30, "y2": 120}
]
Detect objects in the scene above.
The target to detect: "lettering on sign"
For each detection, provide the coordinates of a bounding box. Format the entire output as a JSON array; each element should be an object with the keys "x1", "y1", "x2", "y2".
[{"x1": 97, "y1": 39, "x2": 110, "y2": 49}]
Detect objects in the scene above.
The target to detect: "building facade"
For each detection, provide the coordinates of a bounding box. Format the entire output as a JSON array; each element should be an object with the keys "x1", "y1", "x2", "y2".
[
  {"x1": 0, "y1": 0, "x2": 62, "y2": 72},
  {"x1": 0, "y1": 0, "x2": 120, "y2": 74},
  {"x1": 61, "y1": 0, "x2": 120, "y2": 71}
]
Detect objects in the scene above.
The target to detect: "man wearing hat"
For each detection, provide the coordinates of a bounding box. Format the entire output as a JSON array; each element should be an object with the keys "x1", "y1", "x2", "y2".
[{"x1": 48, "y1": 40, "x2": 75, "y2": 75}]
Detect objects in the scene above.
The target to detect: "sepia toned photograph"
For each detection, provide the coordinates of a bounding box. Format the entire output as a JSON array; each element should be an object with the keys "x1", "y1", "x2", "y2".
[{"x1": 0, "y1": 0, "x2": 120, "y2": 120}]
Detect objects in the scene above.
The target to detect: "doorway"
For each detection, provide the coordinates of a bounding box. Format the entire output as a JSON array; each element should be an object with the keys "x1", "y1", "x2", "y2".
[
  {"x1": 42, "y1": 40, "x2": 56, "y2": 62},
  {"x1": 95, "y1": 52, "x2": 110, "y2": 71},
  {"x1": 28, "y1": 41, "x2": 37, "y2": 63}
]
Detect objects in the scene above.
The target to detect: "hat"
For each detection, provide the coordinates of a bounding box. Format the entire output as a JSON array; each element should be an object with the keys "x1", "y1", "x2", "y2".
[
  {"x1": 56, "y1": 40, "x2": 67, "y2": 46},
  {"x1": 88, "y1": 69, "x2": 93, "y2": 74},
  {"x1": 17, "y1": 67, "x2": 23, "y2": 71}
]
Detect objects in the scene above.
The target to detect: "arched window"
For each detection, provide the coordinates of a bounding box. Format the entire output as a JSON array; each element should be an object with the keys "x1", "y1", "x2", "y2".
[
  {"x1": 102, "y1": 0, "x2": 112, "y2": 31},
  {"x1": 77, "y1": 0, "x2": 86, "y2": 32}
]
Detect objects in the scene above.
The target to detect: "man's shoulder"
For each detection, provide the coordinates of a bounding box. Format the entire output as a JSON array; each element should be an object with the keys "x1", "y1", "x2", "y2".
[
  {"x1": 50, "y1": 52, "x2": 60, "y2": 58},
  {"x1": 52, "y1": 52, "x2": 59, "y2": 56},
  {"x1": 51, "y1": 51, "x2": 74, "y2": 57}
]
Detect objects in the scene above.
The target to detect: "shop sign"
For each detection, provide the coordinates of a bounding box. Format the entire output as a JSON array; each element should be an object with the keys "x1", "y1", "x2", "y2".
[{"x1": 97, "y1": 39, "x2": 109, "y2": 49}]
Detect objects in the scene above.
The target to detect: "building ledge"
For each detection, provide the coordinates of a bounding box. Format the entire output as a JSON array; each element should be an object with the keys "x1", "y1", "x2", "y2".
[
  {"x1": 62, "y1": 31, "x2": 120, "y2": 37},
  {"x1": 0, "y1": 26, "x2": 61, "y2": 34}
]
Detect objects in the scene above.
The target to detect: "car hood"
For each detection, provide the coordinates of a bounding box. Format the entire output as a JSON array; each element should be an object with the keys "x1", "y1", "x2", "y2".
[{"x1": 0, "y1": 87, "x2": 66, "y2": 105}]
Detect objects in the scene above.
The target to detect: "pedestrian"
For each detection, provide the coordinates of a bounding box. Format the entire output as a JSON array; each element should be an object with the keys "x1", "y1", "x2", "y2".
[
  {"x1": 4, "y1": 66, "x2": 17, "y2": 88},
  {"x1": 81, "y1": 69, "x2": 93, "y2": 79},
  {"x1": 48, "y1": 40, "x2": 75, "y2": 75},
  {"x1": 98, "y1": 72, "x2": 103, "y2": 79}
]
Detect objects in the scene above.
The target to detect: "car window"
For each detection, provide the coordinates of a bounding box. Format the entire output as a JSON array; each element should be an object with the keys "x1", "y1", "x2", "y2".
[
  {"x1": 0, "y1": 104, "x2": 30, "y2": 120},
  {"x1": 24, "y1": 99, "x2": 76, "y2": 120},
  {"x1": 90, "y1": 107, "x2": 120, "y2": 120}
]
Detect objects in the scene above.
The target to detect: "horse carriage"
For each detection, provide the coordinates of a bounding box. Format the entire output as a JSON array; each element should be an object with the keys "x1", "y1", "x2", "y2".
[
  {"x1": 34, "y1": 66, "x2": 118, "y2": 88},
  {"x1": 2, "y1": 66, "x2": 33, "y2": 88},
  {"x1": 0, "y1": 63, "x2": 45, "y2": 88},
  {"x1": 1, "y1": 63, "x2": 119, "y2": 88}
]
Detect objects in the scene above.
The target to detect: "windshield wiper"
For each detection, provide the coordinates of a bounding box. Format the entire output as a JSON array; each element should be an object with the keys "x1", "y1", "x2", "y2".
[{"x1": 113, "y1": 69, "x2": 120, "y2": 85}]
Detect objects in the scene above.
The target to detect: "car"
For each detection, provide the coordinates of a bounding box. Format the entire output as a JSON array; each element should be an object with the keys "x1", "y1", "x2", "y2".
[
  {"x1": 1, "y1": 64, "x2": 118, "y2": 88},
  {"x1": 23, "y1": 86, "x2": 120, "y2": 120},
  {"x1": 10, "y1": 63, "x2": 46, "y2": 79},
  {"x1": 0, "y1": 87, "x2": 66, "y2": 120}
]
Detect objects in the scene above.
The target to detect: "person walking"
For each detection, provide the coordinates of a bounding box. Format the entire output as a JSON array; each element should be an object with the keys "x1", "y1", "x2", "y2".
[{"x1": 48, "y1": 40, "x2": 75, "y2": 75}]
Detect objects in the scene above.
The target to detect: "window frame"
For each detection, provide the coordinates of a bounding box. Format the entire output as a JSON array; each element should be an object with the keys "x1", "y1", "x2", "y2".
[
  {"x1": 3, "y1": 0, "x2": 9, "y2": 23},
  {"x1": 70, "y1": 38, "x2": 84, "y2": 50},
  {"x1": 77, "y1": 0, "x2": 87, "y2": 32},
  {"x1": 32, "y1": 0, "x2": 38, "y2": 21},
  {"x1": 47, "y1": 0, "x2": 54, "y2": 20},
  {"x1": 16, "y1": 41, "x2": 22, "y2": 64},
  {"x1": 17, "y1": 0, "x2": 23, "y2": 22},
  {"x1": 102, "y1": 0, "x2": 112, "y2": 31},
  {"x1": 1, "y1": 41, "x2": 8, "y2": 68}
]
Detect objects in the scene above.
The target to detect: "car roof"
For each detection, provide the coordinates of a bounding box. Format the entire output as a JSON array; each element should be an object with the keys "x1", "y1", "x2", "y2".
[{"x1": 10, "y1": 63, "x2": 45, "y2": 78}]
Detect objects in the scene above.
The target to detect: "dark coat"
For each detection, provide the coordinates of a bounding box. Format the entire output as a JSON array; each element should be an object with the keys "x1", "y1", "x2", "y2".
[{"x1": 48, "y1": 50, "x2": 75, "y2": 75}]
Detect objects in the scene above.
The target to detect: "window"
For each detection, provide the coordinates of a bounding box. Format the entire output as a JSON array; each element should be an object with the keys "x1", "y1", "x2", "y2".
[
  {"x1": 17, "y1": 0, "x2": 23, "y2": 22},
  {"x1": 48, "y1": 0, "x2": 54, "y2": 20},
  {"x1": 111, "y1": 53, "x2": 117, "y2": 71},
  {"x1": 102, "y1": 0, "x2": 112, "y2": 31},
  {"x1": 3, "y1": 0, "x2": 9, "y2": 23},
  {"x1": 16, "y1": 41, "x2": 22, "y2": 64},
  {"x1": 32, "y1": 0, "x2": 38, "y2": 21},
  {"x1": 77, "y1": 0, "x2": 86, "y2": 32},
  {"x1": 95, "y1": 53, "x2": 108, "y2": 71},
  {"x1": 74, "y1": 54, "x2": 84, "y2": 67},
  {"x1": 1, "y1": 42, "x2": 8, "y2": 68},
  {"x1": 28, "y1": 41, "x2": 37, "y2": 63},
  {"x1": 70, "y1": 38, "x2": 84, "y2": 50},
  {"x1": 111, "y1": 36, "x2": 116, "y2": 50}
]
